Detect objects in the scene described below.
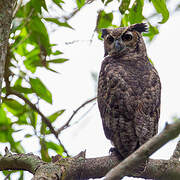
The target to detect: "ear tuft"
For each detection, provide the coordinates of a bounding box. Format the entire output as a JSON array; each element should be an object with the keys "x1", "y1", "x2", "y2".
[
  {"x1": 101, "y1": 28, "x2": 108, "y2": 38},
  {"x1": 130, "y1": 23, "x2": 148, "y2": 33}
]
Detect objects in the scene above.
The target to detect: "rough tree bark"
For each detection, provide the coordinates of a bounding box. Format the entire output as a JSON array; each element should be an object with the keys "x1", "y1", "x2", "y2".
[
  {"x1": 1, "y1": 120, "x2": 180, "y2": 180},
  {"x1": 0, "y1": 0, "x2": 16, "y2": 103}
]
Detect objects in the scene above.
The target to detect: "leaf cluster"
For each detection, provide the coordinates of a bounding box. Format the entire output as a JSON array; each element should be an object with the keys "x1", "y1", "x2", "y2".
[{"x1": 97, "y1": 0, "x2": 170, "y2": 41}]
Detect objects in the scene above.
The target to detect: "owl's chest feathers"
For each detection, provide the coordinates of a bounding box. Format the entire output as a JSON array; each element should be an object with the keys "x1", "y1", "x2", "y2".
[{"x1": 100, "y1": 57, "x2": 152, "y2": 95}]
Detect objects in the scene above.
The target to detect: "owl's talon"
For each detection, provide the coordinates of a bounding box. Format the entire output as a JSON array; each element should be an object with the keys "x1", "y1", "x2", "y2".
[
  {"x1": 109, "y1": 147, "x2": 123, "y2": 160},
  {"x1": 109, "y1": 147, "x2": 118, "y2": 154}
]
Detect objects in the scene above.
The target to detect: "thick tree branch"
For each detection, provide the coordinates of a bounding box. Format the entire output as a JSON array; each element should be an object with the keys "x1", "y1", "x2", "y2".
[
  {"x1": 171, "y1": 140, "x2": 180, "y2": 160},
  {"x1": 0, "y1": 0, "x2": 16, "y2": 103},
  {"x1": 105, "y1": 121, "x2": 180, "y2": 180},
  {"x1": 1, "y1": 121, "x2": 180, "y2": 180},
  {"x1": 0, "y1": 148, "x2": 44, "y2": 174}
]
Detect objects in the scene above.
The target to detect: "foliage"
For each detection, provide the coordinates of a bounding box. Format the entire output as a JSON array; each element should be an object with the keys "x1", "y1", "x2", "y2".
[
  {"x1": 1, "y1": 0, "x2": 178, "y2": 179},
  {"x1": 98, "y1": 0, "x2": 169, "y2": 40}
]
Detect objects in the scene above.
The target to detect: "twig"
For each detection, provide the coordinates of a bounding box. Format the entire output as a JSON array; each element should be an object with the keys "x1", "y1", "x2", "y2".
[
  {"x1": 104, "y1": 121, "x2": 180, "y2": 180},
  {"x1": 13, "y1": 0, "x2": 23, "y2": 17},
  {"x1": 9, "y1": 89, "x2": 58, "y2": 137},
  {"x1": 171, "y1": 140, "x2": 180, "y2": 160},
  {"x1": 62, "y1": 0, "x2": 96, "y2": 21},
  {"x1": 8, "y1": 89, "x2": 69, "y2": 156},
  {"x1": 57, "y1": 97, "x2": 96, "y2": 134},
  {"x1": 4, "y1": 173, "x2": 11, "y2": 180}
]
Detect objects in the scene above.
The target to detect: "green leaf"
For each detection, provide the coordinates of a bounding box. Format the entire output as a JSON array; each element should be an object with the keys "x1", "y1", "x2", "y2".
[
  {"x1": 46, "y1": 141, "x2": 64, "y2": 155},
  {"x1": 104, "y1": 0, "x2": 113, "y2": 6},
  {"x1": 0, "y1": 106, "x2": 10, "y2": 125},
  {"x1": 119, "y1": 0, "x2": 130, "y2": 14},
  {"x1": 19, "y1": 171, "x2": 24, "y2": 180},
  {"x1": 24, "y1": 57, "x2": 41, "y2": 73},
  {"x1": 143, "y1": 23, "x2": 159, "y2": 41},
  {"x1": 12, "y1": 141, "x2": 25, "y2": 153},
  {"x1": 52, "y1": 50, "x2": 63, "y2": 55},
  {"x1": 40, "y1": 138, "x2": 51, "y2": 162},
  {"x1": 30, "y1": 78, "x2": 52, "y2": 104},
  {"x1": 13, "y1": 77, "x2": 33, "y2": 94},
  {"x1": 3, "y1": 99, "x2": 25, "y2": 116},
  {"x1": 24, "y1": 134, "x2": 32, "y2": 138},
  {"x1": 0, "y1": 131, "x2": 9, "y2": 143},
  {"x1": 28, "y1": 110, "x2": 38, "y2": 129},
  {"x1": 16, "y1": 1, "x2": 32, "y2": 18},
  {"x1": 120, "y1": 13, "x2": 129, "y2": 27},
  {"x1": 52, "y1": 0, "x2": 64, "y2": 9},
  {"x1": 13, "y1": 86, "x2": 33, "y2": 94},
  {"x1": 129, "y1": 0, "x2": 144, "y2": 24},
  {"x1": 147, "y1": 57, "x2": 154, "y2": 65},
  {"x1": 97, "y1": 10, "x2": 113, "y2": 30},
  {"x1": 47, "y1": 58, "x2": 68, "y2": 64},
  {"x1": 45, "y1": 67, "x2": 59, "y2": 74},
  {"x1": 76, "y1": 0, "x2": 85, "y2": 9},
  {"x1": 31, "y1": 0, "x2": 48, "y2": 13},
  {"x1": 17, "y1": 114, "x2": 28, "y2": 125},
  {"x1": 24, "y1": 48, "x2": 41, "y2": 73},
  {"x1": 44, "y1": 18, "x2": 73, "y2": 29},
  {"x1": 48, "y1": 109, "x2": 65, "y2": 123},
  {"x1": 12, "y1": 28, "x2": 29, "y2": 56},
  {"x1": 151, "y1": 0, "x2": 169, "y2": 24},
  {"x1": 27, "y1": 17, "x2": 51, "y2": 54}
]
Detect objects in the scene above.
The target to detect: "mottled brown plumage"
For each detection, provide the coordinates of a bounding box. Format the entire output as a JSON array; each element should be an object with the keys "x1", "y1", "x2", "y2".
[{"x1": 97, "y1": 23, "x2": 161, "y2": 159}]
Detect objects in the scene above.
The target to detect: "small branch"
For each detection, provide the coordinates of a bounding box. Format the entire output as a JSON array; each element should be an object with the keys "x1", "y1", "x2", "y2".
[
  {"x1": 62, "y1": 0, "x2": 96, "y2": 21},
  {"x1": 57, "y1": 97, "x2": 96, "y2": 134},
  {"x1": 9, "y1": 89, "x2": 58, "y2": 136},
  {"x1": 104, "y1": 121, "x2": 180, "y2": 180},
  {"x1": 171, "y1": 140, "x2": 180, "y2": 160},
  {"x1": 12, "y1": 0, "x2": 23, "y2": 17}
]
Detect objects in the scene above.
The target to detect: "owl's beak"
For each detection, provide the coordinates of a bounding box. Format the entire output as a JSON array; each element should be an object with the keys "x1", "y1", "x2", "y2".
[{"x1": 114, "y1": 40, "x2": 125, "y2": 52}]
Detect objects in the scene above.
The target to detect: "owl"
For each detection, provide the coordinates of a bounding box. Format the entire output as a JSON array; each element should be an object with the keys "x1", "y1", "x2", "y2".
[{"x1": 97, "y1": 23, "x2": 161, "y2": 159}]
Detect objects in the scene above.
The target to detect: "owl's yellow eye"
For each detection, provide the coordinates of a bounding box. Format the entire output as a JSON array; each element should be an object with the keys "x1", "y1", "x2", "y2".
[
  {"x1": 107, "y1": 35, "x2": 114, "y2": 44},
  {"x1": 122, "y1": 33, "x2": 133, "y2": 41}
]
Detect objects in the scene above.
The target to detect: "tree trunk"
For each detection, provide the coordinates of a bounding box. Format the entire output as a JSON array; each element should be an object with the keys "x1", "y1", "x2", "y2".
[{"x1": 0, "y1": 0, "x2": 16, "y2": 103}]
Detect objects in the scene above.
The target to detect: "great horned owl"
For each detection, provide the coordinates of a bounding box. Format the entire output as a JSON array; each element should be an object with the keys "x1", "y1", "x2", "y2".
[{"x1": 97, "y1": 23, "x2": 161, "y2": 159}]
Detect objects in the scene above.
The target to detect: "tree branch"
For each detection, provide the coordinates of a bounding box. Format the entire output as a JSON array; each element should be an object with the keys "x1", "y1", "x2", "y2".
[
  {"x1": 171, "y1": 140, "x2": 180, "y2": 160},
  {"x1": 0, "y1": 148, "x2": 44, "y2": 174},
  {"x1": 1, "y1": 121, "x2": 180, "y2": 180},
  {"x1": 104, "y1": 121, "x2": 180, "y2": 180},
  {"x1": 57, "y1": 97, "x2": 96, "y2": 134}
]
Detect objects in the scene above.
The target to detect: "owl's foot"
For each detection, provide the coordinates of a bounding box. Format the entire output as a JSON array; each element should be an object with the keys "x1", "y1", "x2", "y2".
[
  {"x1": 109, "y1": 147, "x2": 118, "y2": 154},
  {"x1": 109, "y1": 147, "x2": 123, "y2": 161}
]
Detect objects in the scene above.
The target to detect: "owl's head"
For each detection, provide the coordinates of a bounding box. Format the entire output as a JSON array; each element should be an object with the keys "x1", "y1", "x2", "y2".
[{"x1": 102, "y1": 23, "x2": 148, "y2": 58}]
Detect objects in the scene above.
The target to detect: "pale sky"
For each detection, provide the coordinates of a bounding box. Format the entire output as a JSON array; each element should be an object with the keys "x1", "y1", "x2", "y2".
[{"x1": 1, "y1": 1, "x2": 180, "y2": 179}]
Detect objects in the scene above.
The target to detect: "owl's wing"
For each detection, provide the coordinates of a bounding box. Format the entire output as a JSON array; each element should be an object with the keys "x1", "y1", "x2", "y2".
[
  {"x1": 134, "y1": 67, "x2": 161, "y2": 146},
  {"x1": 97, "y1": 62, "x2": 140, "y2": 157}
]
